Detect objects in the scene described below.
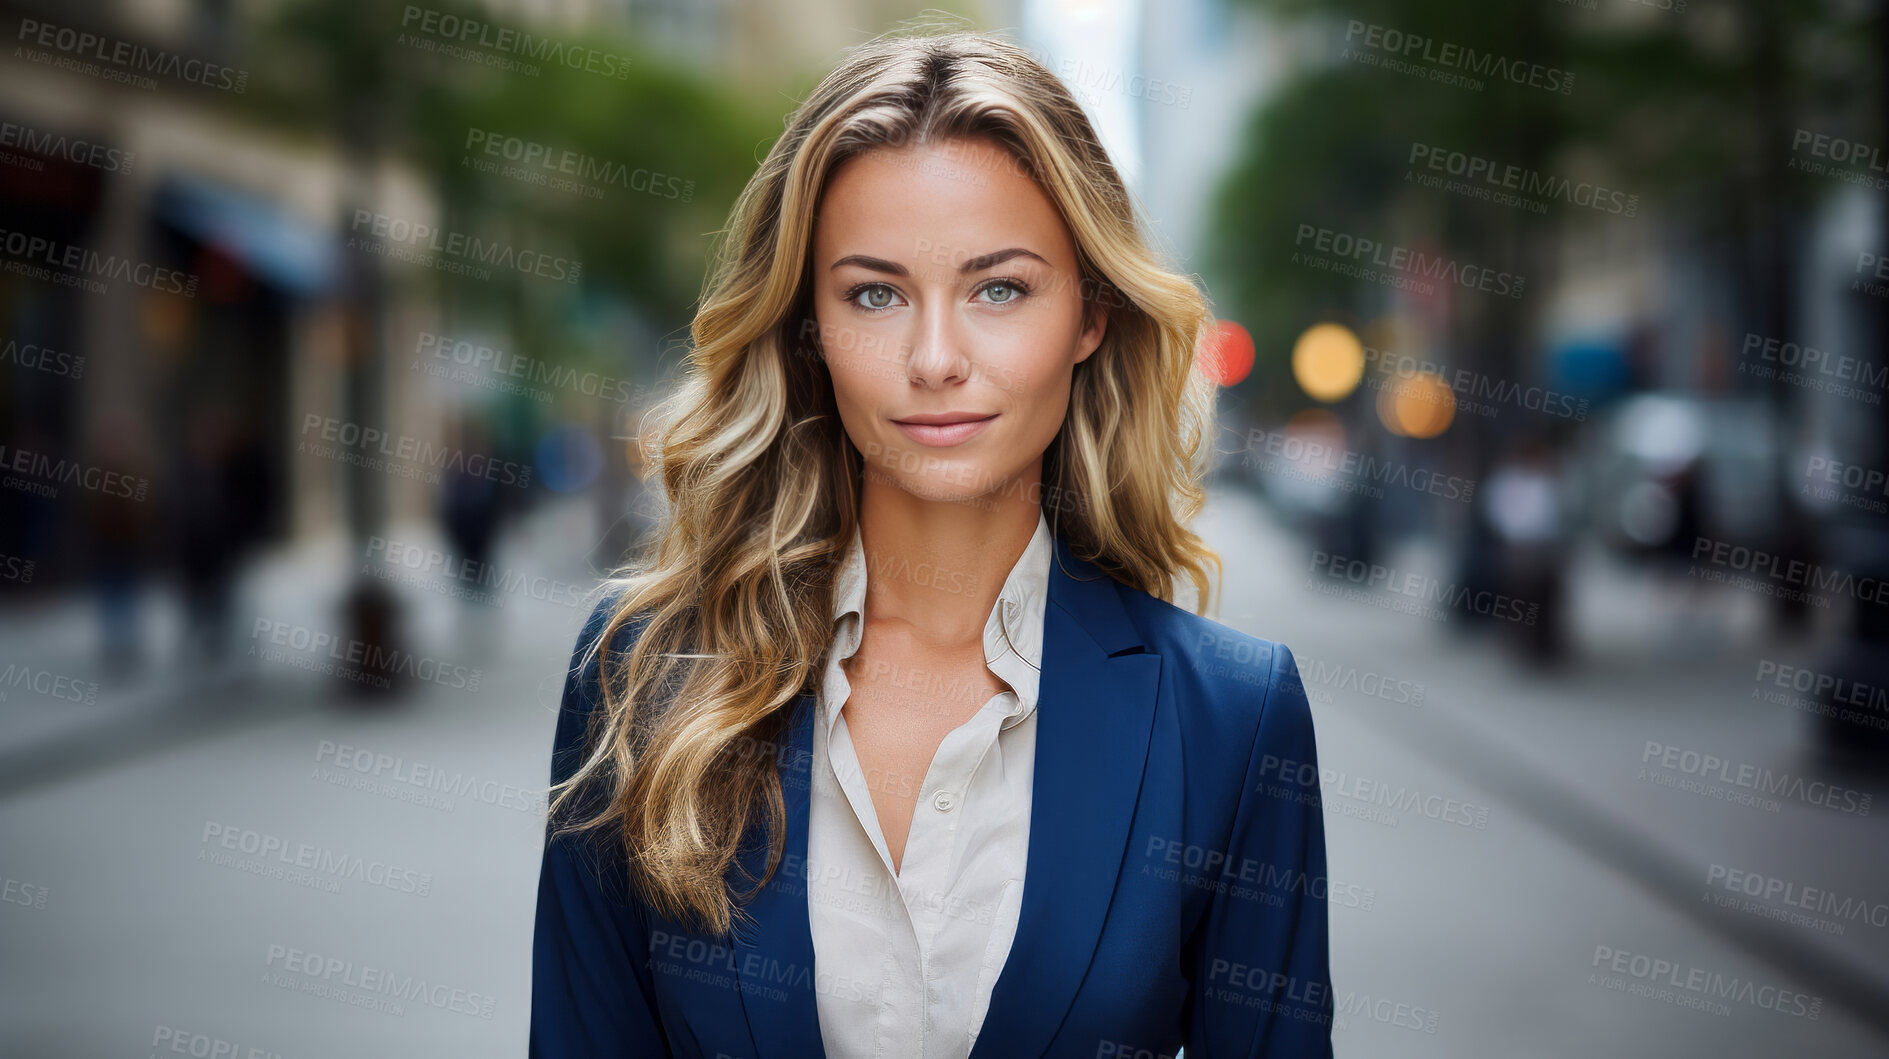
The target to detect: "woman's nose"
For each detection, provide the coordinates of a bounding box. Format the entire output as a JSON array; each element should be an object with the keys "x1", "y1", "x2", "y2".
[{"x1": 903, "y1": 302, "x2": 972, "y2": 388}]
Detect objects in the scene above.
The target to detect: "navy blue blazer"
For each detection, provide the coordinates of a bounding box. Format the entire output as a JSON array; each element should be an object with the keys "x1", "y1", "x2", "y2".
[{"x1": 531, "y1": 533, "x2": 1333, "y2": 1058}]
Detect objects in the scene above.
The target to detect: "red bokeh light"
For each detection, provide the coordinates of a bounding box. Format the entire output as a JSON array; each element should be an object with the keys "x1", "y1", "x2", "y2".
[{"x1": 1198, "y1": 319, "x2": 1255, "y2": 386}]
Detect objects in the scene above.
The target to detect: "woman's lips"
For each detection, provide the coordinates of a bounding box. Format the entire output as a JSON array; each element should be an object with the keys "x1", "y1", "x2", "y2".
[{"x1": 891, "y1": 413, "x2": 997, "y2": 447}]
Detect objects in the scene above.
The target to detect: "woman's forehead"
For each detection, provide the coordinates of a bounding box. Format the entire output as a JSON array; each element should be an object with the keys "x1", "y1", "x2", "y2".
[{"x1": 814, "y1": 139, "x2": 1073, "y2": 268}]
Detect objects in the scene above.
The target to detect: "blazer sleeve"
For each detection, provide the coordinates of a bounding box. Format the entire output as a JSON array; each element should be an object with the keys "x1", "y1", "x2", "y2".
[
  {"x1": 1183, "y1": 643, "x2": 1335, "y2": 1058},
  {"x1": 529, "y1": 593, "x2": 672, "y2": 1058}
]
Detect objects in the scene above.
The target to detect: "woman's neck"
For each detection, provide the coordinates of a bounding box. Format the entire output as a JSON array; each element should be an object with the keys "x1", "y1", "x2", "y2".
[{"x1": 855, "y1": 459, "x2": 1045, "y2": 647}]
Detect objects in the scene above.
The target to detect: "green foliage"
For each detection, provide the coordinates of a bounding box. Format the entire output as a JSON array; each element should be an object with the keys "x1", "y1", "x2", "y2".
[
  {"x1": 244, "y1": 0, "x2": 780, "y2": 384},
  {"x1": 1208, "y1": 0, "x2": 1869, "y2": 417}
]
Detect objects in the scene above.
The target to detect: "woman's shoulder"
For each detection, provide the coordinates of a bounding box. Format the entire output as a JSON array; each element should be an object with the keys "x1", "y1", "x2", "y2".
[
  {"x1": 549, "y1": 582, "x2": 646, "y2": 785},
  {"x1": 1112, "y1": 583, "x2": 1311, "y2": 749}
]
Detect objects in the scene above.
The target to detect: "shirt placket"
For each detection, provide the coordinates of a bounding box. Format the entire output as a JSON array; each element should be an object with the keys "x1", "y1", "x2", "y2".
[
  {"x1": 813, "y1": 540, "x2": 1042, "y2": 1059},
  {"x1": 814, "y1": 615, "x2": 917, "y2": 1058},
  {"x1": 822, "y1": 617, "x2": 902, "y2": 878},
  {"x1": 908, "y1": 698, "x2": 1016, "y2": 1058}
]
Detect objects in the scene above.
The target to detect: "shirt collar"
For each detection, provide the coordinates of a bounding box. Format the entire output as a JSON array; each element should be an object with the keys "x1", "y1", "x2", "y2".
[{"x1": 825, "y1": 508, "x2": 1053, "y2": 725}]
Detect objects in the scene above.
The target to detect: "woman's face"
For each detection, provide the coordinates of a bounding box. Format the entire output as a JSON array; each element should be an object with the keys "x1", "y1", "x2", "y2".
[{"x1": 810, "y1": 134, "x2": 1107, "y2": 508}]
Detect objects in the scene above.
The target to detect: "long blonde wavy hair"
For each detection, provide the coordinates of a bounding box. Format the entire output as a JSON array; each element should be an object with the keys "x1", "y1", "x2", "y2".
[{"x1": 550, "y1": 27, "x2": 1226, "y2": 936}]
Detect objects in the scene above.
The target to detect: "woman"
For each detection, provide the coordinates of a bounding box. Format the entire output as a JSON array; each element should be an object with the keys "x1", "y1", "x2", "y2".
[{"x1": 532, "y1": 28, "x2": 1332, "y2": 1059}]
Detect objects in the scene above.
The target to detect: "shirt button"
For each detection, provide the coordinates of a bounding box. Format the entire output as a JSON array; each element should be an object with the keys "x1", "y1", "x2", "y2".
[{"x1": 932, "y1": 790, "x2": 958, "y2": 812}]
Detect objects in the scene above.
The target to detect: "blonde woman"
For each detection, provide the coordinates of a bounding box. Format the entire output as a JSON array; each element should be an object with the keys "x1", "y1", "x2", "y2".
[{"x1": 531, "y1": 28, "x2": 1332, "y2": 1059}]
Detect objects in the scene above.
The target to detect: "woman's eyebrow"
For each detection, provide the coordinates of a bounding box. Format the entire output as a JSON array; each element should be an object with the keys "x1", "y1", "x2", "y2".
[{"x1": 828, "y1": 247, "x2": 1050, "y2": 275}]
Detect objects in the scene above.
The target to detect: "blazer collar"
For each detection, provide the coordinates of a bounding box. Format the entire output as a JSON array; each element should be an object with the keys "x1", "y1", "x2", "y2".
[{"x1": 731, "y1": 532, "x2": 1162, "y2": 1058}]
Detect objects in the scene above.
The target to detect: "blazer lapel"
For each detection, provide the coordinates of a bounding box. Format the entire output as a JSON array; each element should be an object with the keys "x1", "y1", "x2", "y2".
[
  {"x1": 732, "y1": 691, "x2": 824, "y2": 1058},
  {"x1": 971, "y1": 535, "x2": 1162, "y2": 1059},
  {"x1": 728, "y1": 536, "x2": 1161, "y2": 1059}
]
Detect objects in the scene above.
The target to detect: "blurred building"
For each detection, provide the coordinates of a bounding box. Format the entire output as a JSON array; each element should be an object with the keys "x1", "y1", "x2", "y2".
[{"x1": 0, "y1": 0, "x2": 1016, "y2": 597}]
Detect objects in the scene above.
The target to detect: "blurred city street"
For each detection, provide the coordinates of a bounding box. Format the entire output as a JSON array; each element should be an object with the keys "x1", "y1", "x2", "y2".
[
  {"x1": 1202, "y1": 485, "x2": 1889, "y2": 1058},
  {"x1": 3, "y1": 486, "x2": 1884, "y2": 1057},
  {"x1": 5, "y1": 0, "x2": 1889, "y2": 1054}
]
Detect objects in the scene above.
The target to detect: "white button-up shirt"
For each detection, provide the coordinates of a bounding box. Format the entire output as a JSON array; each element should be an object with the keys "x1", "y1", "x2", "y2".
[{"x1": 807, "y1": 510, "x2": 1052, "y2": 1058}]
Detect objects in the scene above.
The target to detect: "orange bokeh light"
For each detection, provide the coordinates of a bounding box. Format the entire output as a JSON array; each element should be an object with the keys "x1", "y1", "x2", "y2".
[
  {"x1": 1375, "y1": 370, "x2": 1455, "y2": 438},
  {"x1": 1291, "y1": 322, "x2": 1365, "y2": 402}
]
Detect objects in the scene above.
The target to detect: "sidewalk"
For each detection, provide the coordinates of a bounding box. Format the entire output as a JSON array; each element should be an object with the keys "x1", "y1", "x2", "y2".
[
  {"x1": 0, "y1": 499, "x2": 604, "y2": 1056},
  {"x1": 3, "y1": 487, "x2": 1883, "y2": 1057},
  {"x1": 1199, "y1": 484, "x2": 1889, "y2": 1055},
  {"x1": 0, "y1": 496, "x2": 611, "y2": 796}
]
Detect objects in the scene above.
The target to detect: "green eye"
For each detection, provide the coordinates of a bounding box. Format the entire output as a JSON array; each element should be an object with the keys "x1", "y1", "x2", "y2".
[{"x1": 986, "y1": 283, "x2": 1015, "y2": 302}]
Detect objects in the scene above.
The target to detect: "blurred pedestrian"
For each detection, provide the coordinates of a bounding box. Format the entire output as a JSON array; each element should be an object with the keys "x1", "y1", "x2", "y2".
[{"x1": 1483, "y1": 435, "x2": 1569, "y2": 665}]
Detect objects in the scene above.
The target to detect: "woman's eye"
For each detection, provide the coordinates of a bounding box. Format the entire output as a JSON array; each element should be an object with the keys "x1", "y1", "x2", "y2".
[
  {"x1": 978, "y1": 280, "x2": 1027, "y2": 305},
  {"x1": 852, "y1": 284, "x2": 898, "y2": 310}
]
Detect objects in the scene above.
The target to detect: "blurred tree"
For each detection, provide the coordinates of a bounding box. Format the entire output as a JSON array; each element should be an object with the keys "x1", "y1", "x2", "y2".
[
  {"x1": 226, "y1": 0, "x2": 779, "y2": 689},
  {"x1": 1210, "y1": 0, "x2": 1861, "y2": 416},
  {"x1": 247, "y1": 0, "x2": 777, "y2": 356},
  {"x1": 1209, "y1": 0, "x2": 1869, "y2": 647}
]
